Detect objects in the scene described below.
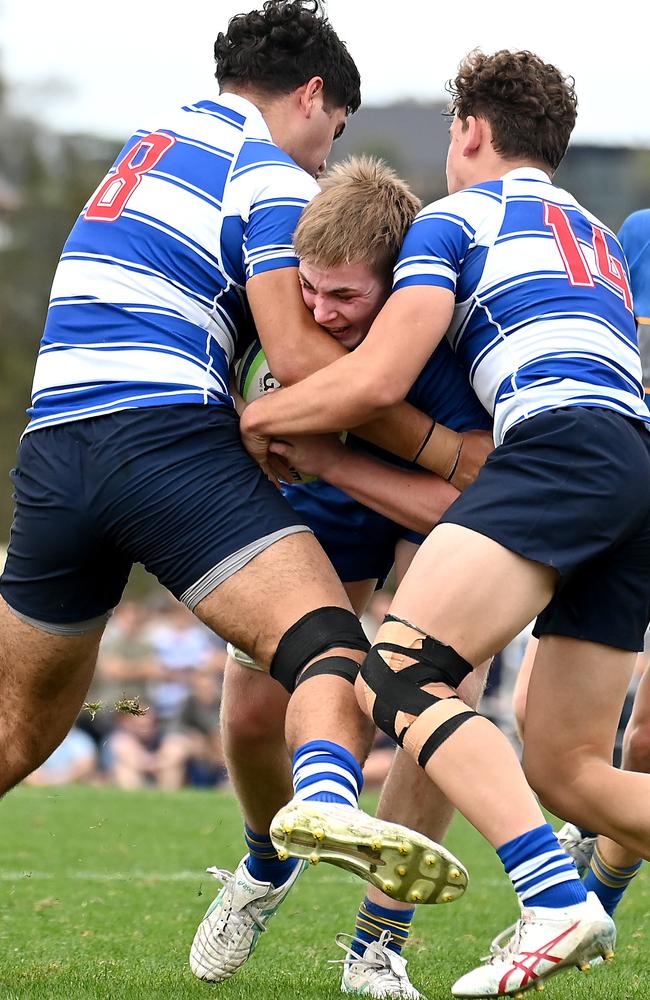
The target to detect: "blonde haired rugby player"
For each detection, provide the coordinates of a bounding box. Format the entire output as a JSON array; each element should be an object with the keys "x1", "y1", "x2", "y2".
[{"x1": 190, "y1": 155, "x2": 493, "y2": 998}]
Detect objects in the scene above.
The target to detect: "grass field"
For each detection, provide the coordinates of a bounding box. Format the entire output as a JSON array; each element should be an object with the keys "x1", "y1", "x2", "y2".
[{"x1": 0, "y1": 786, "x2": 648, "y2": 1000}]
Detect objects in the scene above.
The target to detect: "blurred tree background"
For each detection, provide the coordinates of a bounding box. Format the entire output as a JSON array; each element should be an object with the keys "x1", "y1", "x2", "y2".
[
  {"x1": 2, "y1": 81, "x2": 650, "y2": 539},
  {"x1": 0, "y1": 70, "x2": 120, "y2": 535}
]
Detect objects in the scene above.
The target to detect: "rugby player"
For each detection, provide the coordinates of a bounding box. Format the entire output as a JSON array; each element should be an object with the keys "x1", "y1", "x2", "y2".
[
  {"x1": 512, "y1": 207, "x2": 650, "y2": 921},
  {"x1": 240, "y1": 49, "x2": 650, "y2": 996},
  {"x1": 0, "y1": 0, "x2": 482, "y2": 944},
  {"x1": 190, "y1": 156, "x2": 492, "y2": 997}
]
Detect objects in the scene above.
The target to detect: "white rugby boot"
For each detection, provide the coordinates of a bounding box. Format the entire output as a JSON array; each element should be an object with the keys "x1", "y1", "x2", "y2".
[
  {"x1": 270, "y1": 799, "x2": 468, "y2": 905},
  {"x1": 556, "y1": 822, "x2": 597, "y2": 875},
  {"x1": 333, "y1": 930, "x2": 426, "y2": 999},
  {"x1": 451, "y1": 892, "x2": 615, "y2": 997},
  {"x1": 189, "y1": 855, "x2": 305, "y2": 981}
]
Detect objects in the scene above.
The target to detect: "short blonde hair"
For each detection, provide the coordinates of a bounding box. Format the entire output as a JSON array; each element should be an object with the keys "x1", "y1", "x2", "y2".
[{"x1": 294, "y1": 155, "x2": 421, "y2": 280}]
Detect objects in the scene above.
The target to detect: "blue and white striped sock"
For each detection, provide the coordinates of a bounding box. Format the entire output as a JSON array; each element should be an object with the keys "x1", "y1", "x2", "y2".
[
  {"x1": 498, "y1": 822, "x2": 588, "y2": 909},
  {"x1": 292, "y1": 739, "x2": 363, "y2": 807}
]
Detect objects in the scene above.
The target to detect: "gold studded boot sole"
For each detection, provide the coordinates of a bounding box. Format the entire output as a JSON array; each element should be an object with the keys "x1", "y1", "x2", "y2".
[{"x1": 270, "y1": 800, "x2": 468, "y2": 904}]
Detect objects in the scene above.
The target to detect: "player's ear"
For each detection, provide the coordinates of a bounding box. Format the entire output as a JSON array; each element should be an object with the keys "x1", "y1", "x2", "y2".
[
  {"x1": 462, "y1": 116, "x2": 483, "y2": 157},
  {"x1": 298, "y1": 77, "x2": 325, "y2": 117}
]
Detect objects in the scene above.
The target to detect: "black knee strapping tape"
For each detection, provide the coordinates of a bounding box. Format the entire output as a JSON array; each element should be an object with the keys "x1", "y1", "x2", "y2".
[
  {"x1": 362, "y1": 648, "x2": 439, "y2": 742},
  {"x1": 270, "y1": 606, "x2": 369, "y2": 693},
  {"x1": 383, "y1": 614, "x2": 473, "y2": 689},
  {"x1": 295, "y1": 654, "x2": 360, "y2": 687},
  {"x1": 360, "y1": 628, "x2": 476, "y2": 756},
  {"x1": 416, "y1": 712, "x2": 477, "y2": 766}
]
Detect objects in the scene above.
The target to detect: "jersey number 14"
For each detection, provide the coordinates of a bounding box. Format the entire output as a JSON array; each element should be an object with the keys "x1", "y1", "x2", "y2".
[{"x1": 544, "y1": 202, "x2": 633, "y2": 312}]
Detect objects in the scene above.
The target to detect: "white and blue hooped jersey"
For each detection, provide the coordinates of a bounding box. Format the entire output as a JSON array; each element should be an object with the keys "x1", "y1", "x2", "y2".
[
  {"x1": 26, "y1": 93, "x2": 319, "y2": 433},
  {"x1": 394, "y1": 167, "x2": 650, "y2": 445}
]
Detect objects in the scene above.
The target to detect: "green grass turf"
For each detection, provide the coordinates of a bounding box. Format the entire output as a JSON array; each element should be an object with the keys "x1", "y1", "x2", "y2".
[{"x1": 0, "y1": 786, "x2": 648, "y2": 999}]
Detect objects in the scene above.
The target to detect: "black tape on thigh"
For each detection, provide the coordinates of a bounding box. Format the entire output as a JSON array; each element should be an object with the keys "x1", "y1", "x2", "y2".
[
  {"x1": 270, "y1": 606, "x2": 369, "y2": 693},
  {"x1": 295, "y1": 654, "x2": 360, "y2": 687}
]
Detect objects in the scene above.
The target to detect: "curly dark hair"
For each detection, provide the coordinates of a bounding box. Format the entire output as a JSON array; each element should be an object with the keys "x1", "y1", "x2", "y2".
[
  {"x1": 447, "y1": 49, "x2": 577, "y2": 171},
  {"x1": 215, "y1": 0, "x2": 361, "y2": 115}
]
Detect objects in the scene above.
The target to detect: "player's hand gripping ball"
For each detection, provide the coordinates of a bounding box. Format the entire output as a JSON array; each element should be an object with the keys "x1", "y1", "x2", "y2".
[{"x1": 235, "y1": 340, "x2": 318, "y2": 484}]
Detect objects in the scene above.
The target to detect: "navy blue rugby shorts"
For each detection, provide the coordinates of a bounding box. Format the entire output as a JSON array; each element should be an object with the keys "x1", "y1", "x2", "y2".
[
  {"x1": 440, "y1": 406, "x2": 650, "y2": 651},
  {"x1": 0, "y1": 406, "x2": 310, "y2": 632},
  {"x1": 285, "y1": 478, "x2": 425, "y2": 588}
]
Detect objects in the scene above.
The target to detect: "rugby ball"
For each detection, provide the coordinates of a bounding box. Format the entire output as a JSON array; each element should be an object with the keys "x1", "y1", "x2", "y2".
[
  {"x1": 235, "y1": 340, "x2": 317, "y2": 484},
  {"x1": 236, "y1": 339, "x2": 282, "y2": 401}
]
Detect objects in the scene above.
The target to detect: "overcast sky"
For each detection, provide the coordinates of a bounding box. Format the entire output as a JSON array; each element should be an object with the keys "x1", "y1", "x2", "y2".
[{"x1": 1, "y1": 1, "x2": 644, "y2": 147}]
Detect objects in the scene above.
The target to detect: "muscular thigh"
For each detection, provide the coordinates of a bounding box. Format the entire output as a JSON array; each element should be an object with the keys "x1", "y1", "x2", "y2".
[
  {"x1": 390, "y1": 523, "x2": 556, "y2": 665},
  {"x1": 195, "y1": 530, "x2": 355, "y2": 668},
  {"x1": 524, "y1": 635, "x2": 636, "y2": 765},
  {"x1": 0, "y1": 596, "x2": 104, "y2": 770},
  {"x1": 219, "y1": 560, "x2": 376, "y2": 729},
  {"x1": 393, "y1": 537, "x2": 491, "y2": 707}
]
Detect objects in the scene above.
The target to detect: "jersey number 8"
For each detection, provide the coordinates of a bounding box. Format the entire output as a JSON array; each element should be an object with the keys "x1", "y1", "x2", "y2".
[{"x1": 84, "y1": 132, "x2": 176, "y2": 223}]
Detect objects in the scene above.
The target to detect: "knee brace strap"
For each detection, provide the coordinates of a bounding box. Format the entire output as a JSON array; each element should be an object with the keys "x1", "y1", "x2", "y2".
[
  {"x1": 359, "y1": 616, "x2": 476, "y2": 766},
  {"x1": 378, "y1": 614, "x2": 472, "y2": 688},
  {"x1": 402, "y1": 700, "x2": 477, "y2": 766},
  {"x1": 295, "y1": 654, "x2": 360, "y2": 687},
  {"x1": 271, "y1": 606, "x2": 369, "y2": 693}
]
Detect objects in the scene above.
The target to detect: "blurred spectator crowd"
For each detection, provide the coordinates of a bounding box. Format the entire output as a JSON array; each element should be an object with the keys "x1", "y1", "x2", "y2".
[{"x1": 25, "y1": 596, "x2": 228, "y2": 791}]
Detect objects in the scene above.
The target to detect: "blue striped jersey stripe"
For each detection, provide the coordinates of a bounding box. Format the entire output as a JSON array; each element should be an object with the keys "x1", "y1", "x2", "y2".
[
  {"x1": 26, "y1": 93, "x2": 319, "y2": 433},
  {"x1": 394, "y1": 168, "x2": 650, "y2": 443}
]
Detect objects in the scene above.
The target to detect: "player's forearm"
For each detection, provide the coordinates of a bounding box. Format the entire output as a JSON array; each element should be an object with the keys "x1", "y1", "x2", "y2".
[
  {"x1": 268, "y1": 321, "x2": 348, "y2": 385},
  {"x1": 242, "y1": 350, "x2": 392, "y2": 437},
  {"x1": 354, "y1": 403, "x2": 459, "y2": 477},
  {"x1": 271, "y1": 340, "x2": 440, "y2": 470},
  {"x1": 275, "y1": 349, "x2": 452, "y2": 475},
  {"x1": 320, "y1": 448, "x2": 459, "y2": 535},
  {"x1": 242, "y1": 363, "x2": 464, "y2": 482}
]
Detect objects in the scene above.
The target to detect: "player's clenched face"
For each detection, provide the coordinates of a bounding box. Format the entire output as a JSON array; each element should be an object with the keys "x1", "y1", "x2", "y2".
[{"x1": 299, "y1": 259, "x2": 389, "y2": 350}]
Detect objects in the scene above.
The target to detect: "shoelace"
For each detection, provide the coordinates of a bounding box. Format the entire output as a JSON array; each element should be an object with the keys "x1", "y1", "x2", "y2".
[
  {"x1": 206, "y1": 865, "x2": 234, "y2": 884},
  {"x1": 330, "y1": 931, "x2": 409, "y2": 977},
  {"x1": 557, "y1": 827, "x2": 596, "y2": 871},
  {"x1": 558, "y1": 826, "x2": 595, "y2": 850},
  {"x1": 329, "y1": 931, "x2": 424, "y2": 999},
  {"x1": 481, "y1": 921, "x2": 522, "y2": 964},
  {"x1": 205, "y1": 866, "x2": 266, "y2": 934}
]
